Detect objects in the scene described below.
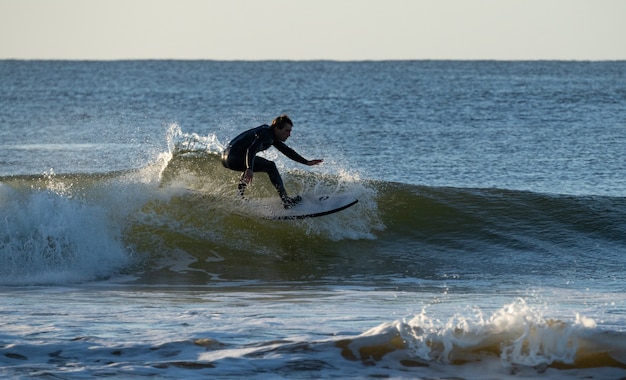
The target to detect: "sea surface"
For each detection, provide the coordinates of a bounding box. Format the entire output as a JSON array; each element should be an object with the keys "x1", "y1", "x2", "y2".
[{"x1": 1, "y1": 60, "x2": 625, "y2": 379}]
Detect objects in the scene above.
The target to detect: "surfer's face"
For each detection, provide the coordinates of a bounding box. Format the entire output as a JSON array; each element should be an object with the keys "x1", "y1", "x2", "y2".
[{"x1": 276, "y1": 124, "x2": 292, "y2": 142}]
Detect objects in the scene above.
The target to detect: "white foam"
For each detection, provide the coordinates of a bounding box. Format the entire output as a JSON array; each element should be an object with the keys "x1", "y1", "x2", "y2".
[
  {"x1": 331, "y1": 298, "x2": 626, "y2": 379},
  {"x1": 0, "y1": 188, "x2": 130, "y2": 285}
]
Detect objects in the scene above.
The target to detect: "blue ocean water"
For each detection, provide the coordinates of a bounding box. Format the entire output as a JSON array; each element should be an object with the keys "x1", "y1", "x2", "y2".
[{"x1": 1, "y1": 60, "x2": 625, "y2": 379}]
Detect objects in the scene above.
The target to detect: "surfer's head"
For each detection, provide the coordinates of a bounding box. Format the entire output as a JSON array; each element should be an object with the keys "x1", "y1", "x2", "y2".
[
  {"x1": 272, "y1": 114, "x2": 293, "y2": 142},
  {"x1": 271, "y1": 114, "x2": 293, "y2": 130}
]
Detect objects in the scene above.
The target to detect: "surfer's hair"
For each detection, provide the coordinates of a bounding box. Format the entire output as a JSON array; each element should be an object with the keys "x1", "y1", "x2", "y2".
[{"x1": 271, "y1": 114, "x2": 293, "y2": 130}]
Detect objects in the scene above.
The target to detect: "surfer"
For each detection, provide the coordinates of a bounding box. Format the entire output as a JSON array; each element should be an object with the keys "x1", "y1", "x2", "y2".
[{"x1": 221, "y1": 114, "x2": 323, "y2": 209}]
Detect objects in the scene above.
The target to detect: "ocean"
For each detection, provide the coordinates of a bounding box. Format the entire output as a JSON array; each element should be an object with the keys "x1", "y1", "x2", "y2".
[{"x1": 1, "y1": 60, "x2": 625, "y2": 379}]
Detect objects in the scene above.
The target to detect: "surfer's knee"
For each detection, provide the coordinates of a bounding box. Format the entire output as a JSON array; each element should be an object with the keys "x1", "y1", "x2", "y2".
[{"x1": 221, "y1": 147, "x2": 231, "y2": 168}]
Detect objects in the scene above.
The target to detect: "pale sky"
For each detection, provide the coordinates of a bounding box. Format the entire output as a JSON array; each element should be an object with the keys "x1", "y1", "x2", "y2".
[{"x1": 1, "y1": 0, "x2": 625, "y2": 60}]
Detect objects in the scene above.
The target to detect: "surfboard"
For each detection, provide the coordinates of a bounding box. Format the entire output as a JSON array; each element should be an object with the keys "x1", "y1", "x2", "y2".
[{"x1": 249, "y1": 194, "x2": 358, "y2": 220}]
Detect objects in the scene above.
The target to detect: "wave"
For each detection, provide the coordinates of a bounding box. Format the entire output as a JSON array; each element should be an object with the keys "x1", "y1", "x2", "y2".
[
  {"x1": 1, "y1": 128, "x2": 625, "y2": 285},
  {"x1": 2, "y1": 298, "x2": 624, "y2": 378},
  {"x1": 336, "y1": 299, "x2": 626, "y2": 376}
]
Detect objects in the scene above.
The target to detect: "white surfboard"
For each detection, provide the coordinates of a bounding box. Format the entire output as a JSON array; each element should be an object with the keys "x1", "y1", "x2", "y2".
[{"x1": 249, "y1": 194, "x2": 358, "y2": 220}]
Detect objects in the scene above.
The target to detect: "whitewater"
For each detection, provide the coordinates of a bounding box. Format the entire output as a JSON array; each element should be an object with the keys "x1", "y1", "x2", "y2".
[{"x1": 1, "y1": 60, "x2": 625, "y2": 379}]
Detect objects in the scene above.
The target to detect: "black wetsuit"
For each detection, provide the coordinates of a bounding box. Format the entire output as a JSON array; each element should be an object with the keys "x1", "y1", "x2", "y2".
[{"x1": 221, "y1": 125, "x2": 308, "y2": 199}]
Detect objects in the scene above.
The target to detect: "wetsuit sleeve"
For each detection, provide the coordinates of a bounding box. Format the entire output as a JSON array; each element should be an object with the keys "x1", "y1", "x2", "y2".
[{"x1": 273, "y1": 140, "x2": 309, "y2": 165}]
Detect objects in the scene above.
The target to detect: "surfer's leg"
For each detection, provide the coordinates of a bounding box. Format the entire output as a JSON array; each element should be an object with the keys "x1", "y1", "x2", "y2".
[
  {"x1": 253, "y1": 157, "x2": 301, "y2": 208},
  {"x1": 253, "y1": 157, "x2": 287, "y2": 197}
]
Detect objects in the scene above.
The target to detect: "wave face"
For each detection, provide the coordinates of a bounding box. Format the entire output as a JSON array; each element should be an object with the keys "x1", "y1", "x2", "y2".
[{"x1": 2, "y1": 131, "x2": 625, "y2": 288}]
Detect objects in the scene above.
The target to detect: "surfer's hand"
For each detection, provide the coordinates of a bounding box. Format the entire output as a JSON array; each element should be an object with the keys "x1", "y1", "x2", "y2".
[
  {"x1": 243, "y1": 169, "x2": 253, "y2": 184},
  {"x1": 307, "y1": 159, "x2": 323, "y2": 166}
]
